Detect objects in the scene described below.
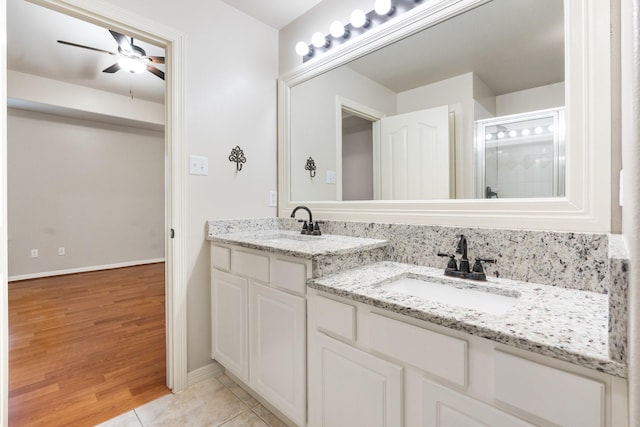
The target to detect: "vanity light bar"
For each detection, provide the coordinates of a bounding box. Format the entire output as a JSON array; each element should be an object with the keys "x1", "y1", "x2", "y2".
[{"x1": 296, "y1": 0, "x2": 423, "y2": 62}]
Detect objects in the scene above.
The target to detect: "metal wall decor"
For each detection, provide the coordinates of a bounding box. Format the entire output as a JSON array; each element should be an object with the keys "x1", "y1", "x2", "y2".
[
  {"x1": 229, "y1": 146, "x2": 246, "y2": 171},
  {"x1": 305, "y1": 157, "x2": 317, "y2": 178}
]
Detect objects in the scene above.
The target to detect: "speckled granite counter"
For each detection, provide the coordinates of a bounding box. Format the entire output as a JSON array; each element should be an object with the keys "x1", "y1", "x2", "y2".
[
  {"x1": 308, "y1": 261, "x2": 627, "y2": 378},
  {"x1": 207, "y1": 227, "x2": 388, "y2": 277}
]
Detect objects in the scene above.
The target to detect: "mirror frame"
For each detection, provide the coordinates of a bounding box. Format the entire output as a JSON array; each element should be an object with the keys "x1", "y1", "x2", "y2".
[{"x1": 278, "y1": 0, "x2": 612, "y2": 232}]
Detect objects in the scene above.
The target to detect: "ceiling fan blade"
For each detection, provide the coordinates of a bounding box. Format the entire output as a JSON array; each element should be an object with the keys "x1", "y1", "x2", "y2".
[
  {"x1": 147, "y1": 65, "x2": 165, "y2": 80},
  {"x1": 109, "y1": 30, "x2": 130, "y2": 49},
  {"x1": 146, "y1": 56, "x2": 165, "y2": 64},
  {"x1": 103, "y1": 63, "x2": 121, "y2": 73},
  {"x1": 57, "y1": 40, "x2": 116, "y2": 56}
]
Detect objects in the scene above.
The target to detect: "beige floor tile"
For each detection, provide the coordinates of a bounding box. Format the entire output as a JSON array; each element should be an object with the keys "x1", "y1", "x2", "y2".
[
  {"x1": 95, "y1": 410, "x2": 142, "y2": 427},
  {"x1": 252, "y1": 404, "x2": 289, "y2": 427},
  {"x1": 220, "y1": 410, "x2": 269, "y2": 427},
  {"x1": 134, "y1": 393, "x2": 175, "y2": 425},
  {"x1": 218, "y1": 374, "x2": 260, "y2": 407},
  {"x1": 151, "y1": 378, "x2": 249, "y2": 426}
]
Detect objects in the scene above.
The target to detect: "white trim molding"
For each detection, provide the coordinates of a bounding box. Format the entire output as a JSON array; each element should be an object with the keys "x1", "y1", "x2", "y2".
[
  {"x1": 278, "y1": 0, "x2": 612, "y2": 233},
  {"x1": 187, "y1": 362, "x2": 224, "y2": 387},
  {"x1": 8, "y1": 258, "x2": 166, "y2": 282}
]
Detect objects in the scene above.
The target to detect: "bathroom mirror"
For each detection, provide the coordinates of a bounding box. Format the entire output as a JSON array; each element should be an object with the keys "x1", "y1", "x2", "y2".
[{"x1": 278, "y1": 0, "x2": 612, "y2": 231}]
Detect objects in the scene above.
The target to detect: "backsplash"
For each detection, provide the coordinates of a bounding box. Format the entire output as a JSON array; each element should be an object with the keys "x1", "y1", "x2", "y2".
[
  {"x1": 207, "y1": 217, "x2": 622, "y2": 295},
  {"x1": 279, "y1": 219, "x2": 612, "y2": 294}
]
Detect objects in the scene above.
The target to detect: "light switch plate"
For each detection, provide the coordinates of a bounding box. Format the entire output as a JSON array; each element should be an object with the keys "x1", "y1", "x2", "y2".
[
  {"x1": 189, "y1": 155, "x2": 209, "y2": 176},
  {"x1": 326, "y1": 170, "x2": 336, "y2": 184},
  {"x1": 269, "y1": 191, "x2": 278, "y2": 207}
]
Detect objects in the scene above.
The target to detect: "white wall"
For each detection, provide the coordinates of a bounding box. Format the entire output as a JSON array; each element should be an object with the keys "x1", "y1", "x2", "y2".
[
  {"x1": 95, "y1": 0, "x2": 279, "y2": 372},
  {"x1": 290, "y1": 65, "x2": 396, "y2": 201},
  {"x1": 7, "y1": 108, "x2": 164, "y2": 278},
  {"x1": 496, "y1": 82, "x2": 565, "y2": 116}
]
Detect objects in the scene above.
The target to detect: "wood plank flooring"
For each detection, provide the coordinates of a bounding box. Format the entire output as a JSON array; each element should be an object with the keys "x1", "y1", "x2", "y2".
[{"x1": 8, "y1": 263, "x2": 169, "y2": 427}]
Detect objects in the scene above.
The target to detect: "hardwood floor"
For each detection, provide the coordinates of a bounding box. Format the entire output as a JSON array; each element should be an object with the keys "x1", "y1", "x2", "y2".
[{"x1": 8, "y1": 263, "x2": 169, "y2": 427}]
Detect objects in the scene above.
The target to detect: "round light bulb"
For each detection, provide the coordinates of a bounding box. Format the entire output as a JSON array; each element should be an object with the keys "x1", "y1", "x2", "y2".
[
  {"x1": 508, "y1": 130, "x2": 517, "y2": 138},
  {"x1": 118, "y1": 57, "x2": 146, "y2": 74},
  {"x1": 350, "y1": 9, "x2": 368, "y2": 28},
  {"x1": 374, "y1": 0, "x2": 394, "y2": 16},
  {"x1": 485, "y1": 134, "x2": 493, "y2": 141},
  {"x1": 330, "y1": 20, "x2": 347, "y2": 38},
  {"x1": 311, "y1": 32, "x2": 328, "y2": 48},
  {"x1": 295, "y1": 41, "x2": 310, "y2": 56},
  {"x1": 497, "y1": 131, "x2": 505, "y2": 139},
  {"x1": 521, "y1": 128, "x2": 531, "y2": 136},
  {"x1": 534, "y1": 126, "x2": 543, "y2": 134},
  {"x1": 548, "y1": 125, "x2": 555, "y2": 132}
]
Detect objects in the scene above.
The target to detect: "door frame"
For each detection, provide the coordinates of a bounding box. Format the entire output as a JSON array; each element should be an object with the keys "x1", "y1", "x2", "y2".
[
  {"x1": 0, "y1": 2, "x2": 188, "y2": 423},
  {"x1": 335, "y1": 96, "x2": 385, "y2": 201}
]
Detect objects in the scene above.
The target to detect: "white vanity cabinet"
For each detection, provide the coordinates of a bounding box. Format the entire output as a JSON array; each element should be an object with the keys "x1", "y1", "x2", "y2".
[
  {"x1": 314, "y1": 332, "x2": 403, "y2": 427},
  {"x1": 211, "y1": 243, "x2": 309, "y2": 426},
  {"x1": 307, "y1": 289, "x2": 628, "y2": 427}
]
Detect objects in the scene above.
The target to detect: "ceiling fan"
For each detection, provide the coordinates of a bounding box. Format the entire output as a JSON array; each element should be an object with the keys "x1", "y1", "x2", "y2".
[{"x1": 57, "y1": 30, "x2": 165, "y2": 80}]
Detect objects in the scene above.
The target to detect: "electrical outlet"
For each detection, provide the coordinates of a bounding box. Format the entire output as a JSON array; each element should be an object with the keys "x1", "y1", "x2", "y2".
[
  {"x1": 31, "y1": 249, "x2": 38, "y2": 258},
  {"x1": 58, "y1": 247, "x2": 65, "y2": 256},
  {"x1": 269, "y1": 191, "x2": 278, "y2": 207}
]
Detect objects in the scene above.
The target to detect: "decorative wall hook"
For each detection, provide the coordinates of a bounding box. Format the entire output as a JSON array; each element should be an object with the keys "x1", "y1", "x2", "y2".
[
  {"x1": 229, "y1": 146, "x2": 246, "y2": 171},
  {"x1": 305, "y1": 157, "x2": 317, "y2": 178}
]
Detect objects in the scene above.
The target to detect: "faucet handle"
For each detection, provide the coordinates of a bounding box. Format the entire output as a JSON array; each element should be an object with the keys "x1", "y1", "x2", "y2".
[
  {"x1": 299, "y1": 220, "x2": 309, "y2": 234},
  {"x1": 437, "y1": 252, "x2": 458, "y2": 270},
  {"x1": 472, "y1": 258, "x2": 496, "y2": 273},
  {"x1": 311, "y1": 221, "x2": 323, "y2": 235}
]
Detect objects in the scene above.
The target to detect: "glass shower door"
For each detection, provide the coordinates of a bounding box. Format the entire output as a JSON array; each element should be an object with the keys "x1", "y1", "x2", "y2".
[{"x1": 475, "y1": 108, "x2": 565, "y2": 199}]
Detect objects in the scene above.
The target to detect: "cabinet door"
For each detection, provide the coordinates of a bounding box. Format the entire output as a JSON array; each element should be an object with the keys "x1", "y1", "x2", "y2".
[
  {"x1": 250, "y1": 282, "x2": 306, "y2": 425},
  {"x1": 211, "y1": 270, "x2": 248, "y2": 382},
  {"x1": 315, "y1": 333, "x2": 403, "y2": 427},
  {"x1": 423, "y1": 380, "x2": 533, "y2": 427}
]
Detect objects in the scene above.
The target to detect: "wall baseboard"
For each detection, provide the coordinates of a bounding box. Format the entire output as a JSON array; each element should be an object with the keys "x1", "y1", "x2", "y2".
[
  {"x1": 8, "y1": 258, "x2": 165, "y2": 282},
  {"x1": 187, "y1": 362, "x2": 223, "y2": 388}
]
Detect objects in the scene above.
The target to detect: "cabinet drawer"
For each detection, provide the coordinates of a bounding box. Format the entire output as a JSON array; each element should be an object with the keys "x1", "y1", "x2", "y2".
[
  {"x1": 272, "y1": 258, "x2": 307, "y2": 295},
  {"x1": 369, "y1": 313, "x2": 467, "y2": 387},
  {"x1": 494, "y1": 351, "x2": 604, "y2": 427},
  {"x1": 211, "y1": 245, "x2": 231, "y2": 271},
  {"x1": 315, "y1": 296, "x2": 356, "y2": 341},
  {"x1": 232, "y1": 250, "x2": 269, "y2": 282}
]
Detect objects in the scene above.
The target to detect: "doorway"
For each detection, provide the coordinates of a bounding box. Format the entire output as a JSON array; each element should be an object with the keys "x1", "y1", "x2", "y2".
[{"x1": 1, "y1": 0, "x2": 187, "y2": 424}]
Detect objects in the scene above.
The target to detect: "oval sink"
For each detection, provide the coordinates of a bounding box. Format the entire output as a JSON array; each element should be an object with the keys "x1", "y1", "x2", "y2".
[{"x1": 380, "y1": 276, "x2": 519, "y2": 316}]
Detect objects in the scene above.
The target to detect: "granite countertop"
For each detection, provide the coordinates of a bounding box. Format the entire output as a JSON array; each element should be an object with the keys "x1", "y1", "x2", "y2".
[
  {"x1": 308, "y1": 261, "x2": 626, "y2": 378},
  {"x1": 207, "y1": 229, "x2": 388, "y2": 259}
]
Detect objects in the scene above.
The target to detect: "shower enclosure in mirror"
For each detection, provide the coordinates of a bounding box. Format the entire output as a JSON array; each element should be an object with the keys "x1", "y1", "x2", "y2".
[{"x1": 475, "y1": 108, "x2": 565, "y2": 199}]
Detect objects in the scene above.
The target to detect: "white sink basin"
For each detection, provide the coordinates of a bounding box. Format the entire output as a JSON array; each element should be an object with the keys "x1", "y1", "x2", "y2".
[{"x1": 380, "y1": 276, "x2": 519, "y2": 316}]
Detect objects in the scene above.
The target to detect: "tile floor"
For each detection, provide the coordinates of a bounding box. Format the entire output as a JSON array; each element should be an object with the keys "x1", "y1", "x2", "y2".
[{"x1": 97, "y1": 372, "x2": 288, "y2": 427}]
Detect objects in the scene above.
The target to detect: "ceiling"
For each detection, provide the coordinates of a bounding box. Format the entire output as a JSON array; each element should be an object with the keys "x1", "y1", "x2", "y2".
[
  {"x1": 7, "y1": 0, "x2": 563, "y2": 108},
  {"x1": 7, "y1": 0, "x2": 320, "y2": 106},
  {"x1": 347, "y1": 0, "x2": 564, "y2": 95},
  {"x1": 7, "y1": 0, "x2": 166, "y2": 104},
  {"x1": 220, "y1": 0, "x2": 322, "y2": 29}
]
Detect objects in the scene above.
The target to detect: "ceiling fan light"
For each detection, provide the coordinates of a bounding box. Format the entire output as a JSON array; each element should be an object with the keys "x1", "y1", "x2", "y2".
[{"x1": 118, "y1": 56, "x2": 146, "y2": 74}]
